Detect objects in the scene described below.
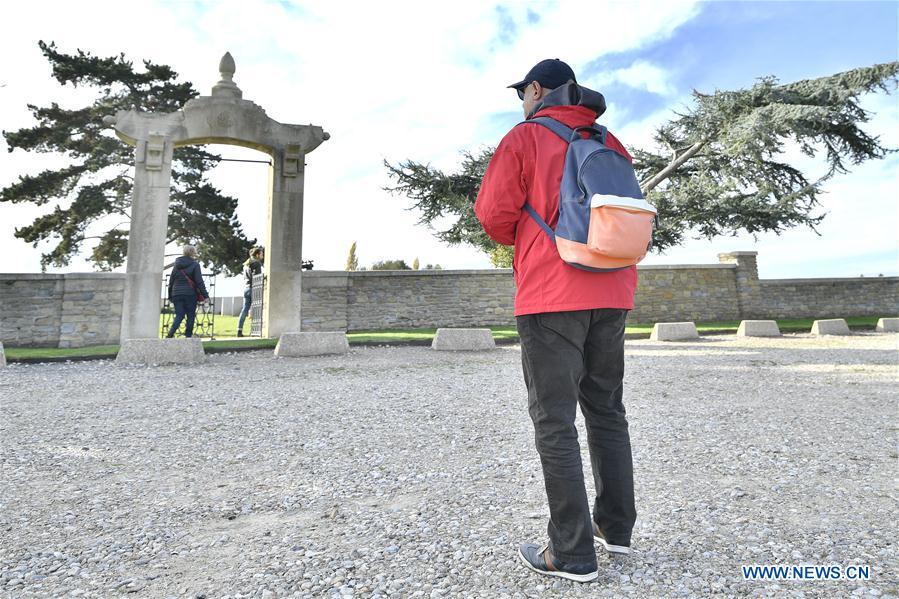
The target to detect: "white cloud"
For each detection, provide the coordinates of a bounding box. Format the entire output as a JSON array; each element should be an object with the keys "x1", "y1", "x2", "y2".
[{"x1": 585, "y1": 60, "x2": 677, "y2": 96}]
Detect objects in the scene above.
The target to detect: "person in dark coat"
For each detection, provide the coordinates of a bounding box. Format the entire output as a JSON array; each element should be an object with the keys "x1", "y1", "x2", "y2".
[
  {"x1": 166, "y1": 245, "x2": 209, "y2": 338},
  {"x1": 237, "y1": 246, "x2": 264, "y2": 337}
]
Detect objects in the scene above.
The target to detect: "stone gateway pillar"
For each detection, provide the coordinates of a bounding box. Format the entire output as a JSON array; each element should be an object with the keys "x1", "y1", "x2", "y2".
[
  {"x1": 120, "y1": 132, "x2": 175, "y2": 340},
  {"x1": 265, "y1": 145, "x2": 306, "y2": 336},
  {"x1": 106, "y1": 53, "x2": 328, "y2": 343}
]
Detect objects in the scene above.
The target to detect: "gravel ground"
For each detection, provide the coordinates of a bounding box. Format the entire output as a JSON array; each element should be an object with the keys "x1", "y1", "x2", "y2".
[{"x1": 1, "y1": 333, "x2": 896, "y2": 598}]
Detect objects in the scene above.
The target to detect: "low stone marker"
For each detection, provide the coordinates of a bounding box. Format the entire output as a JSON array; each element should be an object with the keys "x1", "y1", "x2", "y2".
[
  {"x1": 876, "y1": 317, "x2": 899, "y2": 332},
  {"x1": 811, "y1": 319, "x2": 851, "y2": 336},
  {"x1": 432, "y1": 328, "x2": 496, "y2": 351},
  {"x1": 0, "y1": 342, "x2": 6, "y2": 368},
  {"x1": 275, "y1": 332, "x2": 349, "y2": 357},
  {"x1": 116, "y1": 338, "x2": 205, "y2": 366},
  {"x1": 737, "y1": 320, "x2": 781, "y2": 337},
  {"x1": 650, "y1": 322, "x2": 699, "y2": 341}
]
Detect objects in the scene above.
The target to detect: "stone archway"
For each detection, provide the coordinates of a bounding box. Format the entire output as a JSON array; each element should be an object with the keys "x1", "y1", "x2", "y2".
[{"x1": 106, "y1": 53, "x2": 329, "y2": 342}]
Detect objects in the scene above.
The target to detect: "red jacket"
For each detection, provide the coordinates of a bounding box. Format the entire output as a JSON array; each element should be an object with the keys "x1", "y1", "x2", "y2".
[{"x1": 475, "y1": 100, "x2": 638, "y2": 316}]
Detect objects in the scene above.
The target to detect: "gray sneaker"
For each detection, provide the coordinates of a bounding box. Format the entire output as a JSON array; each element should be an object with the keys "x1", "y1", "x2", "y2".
[
  {"x1": 517, "y1": 543, "x2": 598, "y2": 583},
  {"x1": 593, "y1": 522, "x2": 631, "y2": 555}
]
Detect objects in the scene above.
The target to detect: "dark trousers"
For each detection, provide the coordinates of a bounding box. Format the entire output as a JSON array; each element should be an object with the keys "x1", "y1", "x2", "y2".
[
  {"x1": 237, "y1": 287, "x2": 252, "y2": 332},
  {"x1": 168, "y1": 295, "x2": 198, "y2": 338},
  {"x1": 516, "y1": 308, "x2": 636, "y2": 564}
]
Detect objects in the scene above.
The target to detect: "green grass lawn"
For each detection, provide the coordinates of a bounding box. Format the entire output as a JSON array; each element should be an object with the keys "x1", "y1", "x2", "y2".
[
  {"x1": 162, "y1": 313, "x2": 243, "y2": 338},
  {"x1": 346, "y1": 326, "x2": 520, "y2": 344},
  {"x1": 162, "y1": 314, "x2": 887, "y2": 340},
  {"x1": 5, "y1": 315, "x2": 888, "y2": 362},
  {"x1": 4, "y1": 344, "x2": 122, "y2": 361}
]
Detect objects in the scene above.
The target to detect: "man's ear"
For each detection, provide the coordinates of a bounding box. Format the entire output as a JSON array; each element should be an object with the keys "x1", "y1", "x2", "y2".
[{"x1": 532, "y1": 81, "x2": 544, "y2": 99}]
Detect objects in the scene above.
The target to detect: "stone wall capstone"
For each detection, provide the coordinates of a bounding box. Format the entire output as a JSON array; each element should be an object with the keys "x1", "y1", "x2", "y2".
[{"x1": 718, "y1": 251, "x2": 763, "y2": 318}]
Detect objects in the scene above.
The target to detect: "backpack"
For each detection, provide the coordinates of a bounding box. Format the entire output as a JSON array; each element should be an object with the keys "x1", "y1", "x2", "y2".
[{"x1": 520, "y1": 116, "x2": 657, "y2": 272}]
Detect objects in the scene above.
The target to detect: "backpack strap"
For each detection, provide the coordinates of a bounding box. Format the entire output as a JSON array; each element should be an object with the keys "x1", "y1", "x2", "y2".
[
  {"x1": 519, "y1": 117, "x2": 608, "y2": 144},
  {"x1": 517, "y1": 117, "x2": 606, "y2": 243},
  {"x1": 179, "y1": 268, "x2": 196, "y2": 290},
  {"x1": 519, "y1": 116, "x2": 572, "y2": 142},
  {"x1": 523, "y1": 202, "x2": 555, "y2": 241},
  {"x1": 180, "y1": 267, "x2": 205, "y2": 301}
]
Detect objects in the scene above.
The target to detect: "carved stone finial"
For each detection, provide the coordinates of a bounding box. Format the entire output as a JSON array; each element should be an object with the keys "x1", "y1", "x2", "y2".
[
  {"x1": 219, "y1": 52, "x2": 236, "y2": 81},
  {"x1": 212, "y1": 51, "x2": 242, "y2": 99}
]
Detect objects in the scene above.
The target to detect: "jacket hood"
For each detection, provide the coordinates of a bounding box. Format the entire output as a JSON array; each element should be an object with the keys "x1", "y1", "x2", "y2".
[
  {"x1": 528, "y1": 81, "x2": 606, "y2": 119},
  {"x1": 174, "y1": 255, "x2": 196, "y2": 268}
]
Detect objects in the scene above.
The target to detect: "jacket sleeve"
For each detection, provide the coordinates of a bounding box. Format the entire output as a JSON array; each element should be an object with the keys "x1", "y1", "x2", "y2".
[
  {"x1": 474, "y1": 137, "x2": 527, "y2": 246},
  {"x1": 167, "y1": 271, "x2": 175, "y2": 299}
]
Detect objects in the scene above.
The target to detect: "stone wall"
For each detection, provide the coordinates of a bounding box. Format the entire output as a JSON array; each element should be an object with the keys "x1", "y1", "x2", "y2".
[
  {"x1": 300, "y1": 270, "x2": 515, "y2": 331},
  {"x1": 57, "y1": 274, "x2": 127, "y2": 348},
  {"x1": 759, "y1": 277, "x2": 899, "y2": 319},
  {"x1": 2, "y1": 251, "x2": 897, "y2": 346},
  {"x1": 0, "y1": 274, "x2": 126, "y2": 348},
  {"x1": 299, "y1": 252, "x2": 897, "y2": 331},
  {"x1": 630, "y1": 265, "x2": 740, "y2": 323},
  {"x1": 0, "y1": 274, "x2": 64, "y2": 347},
  {"x1": 300, "y1": 266, "x2": 743, "y2": 331},
  {"x1": 301, "y1": 272, "x2": 350, "y2": 331}
]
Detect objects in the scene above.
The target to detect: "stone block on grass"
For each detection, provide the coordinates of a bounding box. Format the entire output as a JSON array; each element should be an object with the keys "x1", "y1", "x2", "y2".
[
  {"x1": 810, "y1": 319, "x2": 851, "y2": 336},
  {"x1": 116, "y1": 338, "x2": 205, "y2": 366},
  {"x1": 0, "y1": 342, "x2": 5, "y2": 368},
  {"x1": 650, "y1": 322, "x2": 699, "y2": 341},
  {"x1": 431, "y1": 328, "x2": 495, "y2": 351},
  {"x1": 875, "y1": 317, "x2": 899, "y2": 332},
  {"x1": 737, "y1": 320, "x2": 781, "y2": 337},
  {"x1": 275, "y1": 332, "x2": 348, "y2": 357}
]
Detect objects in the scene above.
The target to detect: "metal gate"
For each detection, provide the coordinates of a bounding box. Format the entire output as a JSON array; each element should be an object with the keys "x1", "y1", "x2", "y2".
[
  {"x1": 160, "y1": 273, "x2": 216, "y2": 339},
  {"x1": 250, "y1": 273, "x2": 265, "y2": 337}
]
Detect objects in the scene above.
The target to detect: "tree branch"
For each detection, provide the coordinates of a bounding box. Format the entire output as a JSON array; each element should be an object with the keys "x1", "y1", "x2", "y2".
[{"x1": 640, "y1": 140, "x2": 706, "y2": 193}]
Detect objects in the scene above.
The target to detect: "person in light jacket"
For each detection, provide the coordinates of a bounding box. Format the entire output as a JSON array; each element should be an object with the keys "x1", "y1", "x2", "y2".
[{"x1": 237, "y1": 246, "x2": 264, "y2": 337}]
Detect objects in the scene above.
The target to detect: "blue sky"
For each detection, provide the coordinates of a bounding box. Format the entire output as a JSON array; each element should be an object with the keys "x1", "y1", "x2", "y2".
[
  {"x1": 586, "y1": 1, "x2": 899, "y2": 122},
  {"x1": 1, "y1": 0, "x2": 896, "y2": 295}
]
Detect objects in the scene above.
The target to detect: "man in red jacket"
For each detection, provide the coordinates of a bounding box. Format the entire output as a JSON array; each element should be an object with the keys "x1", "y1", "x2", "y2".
[{"x1": 475, "y1": 59, "x2": 637, "y2": 582}]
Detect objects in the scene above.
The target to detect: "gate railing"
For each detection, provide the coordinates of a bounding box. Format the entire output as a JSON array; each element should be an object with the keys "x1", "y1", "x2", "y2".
[{"x1": 250, "y1": 273, "x2": 266, "y2": 337}]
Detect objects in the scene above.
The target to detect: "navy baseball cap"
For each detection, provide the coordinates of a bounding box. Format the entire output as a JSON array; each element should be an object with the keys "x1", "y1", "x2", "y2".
[{"x1": 508, "y1": 58, "x2": 576, "y2": 91}]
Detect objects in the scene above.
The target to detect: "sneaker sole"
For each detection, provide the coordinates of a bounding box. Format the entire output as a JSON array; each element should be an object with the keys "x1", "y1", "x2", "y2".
[
  {"x1": 517, "y1": 547, "x2": 598, "y2": 582},
  {"x1": 594, "y1": 535, "x2": 631, "y2": 555}
]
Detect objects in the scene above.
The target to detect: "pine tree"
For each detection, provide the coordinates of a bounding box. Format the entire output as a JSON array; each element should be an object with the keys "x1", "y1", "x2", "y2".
[
  {"x1": 386, "y1": 62, "x2": 899, "y2": 267},
  {"x1": 412, "y1": 257, "x2": 420, "y2": 270},
  {"x1": 1, "y1": 41, "x2": 255, "y2": 273}
]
